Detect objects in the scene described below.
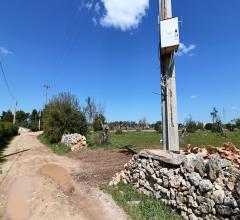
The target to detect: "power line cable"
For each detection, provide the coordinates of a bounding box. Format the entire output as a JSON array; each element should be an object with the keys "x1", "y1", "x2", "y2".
[{"x1": 0, "y1": 61, "x2": 17, "y2": 101}]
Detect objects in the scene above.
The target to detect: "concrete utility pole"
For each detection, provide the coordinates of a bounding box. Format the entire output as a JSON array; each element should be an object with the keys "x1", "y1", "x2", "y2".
[
  {"x1": 44, "y1": 85, "x2": 50, "y2": 106},
  {"x1": 38, "y1": 111, "x2": 41, "y2": 131},
  {"x1": 13, "y1": 100, "x2": 18, "y2": 124},
  {"x1": 159, "y1": 0, "x2": 179, "y2": 151}
]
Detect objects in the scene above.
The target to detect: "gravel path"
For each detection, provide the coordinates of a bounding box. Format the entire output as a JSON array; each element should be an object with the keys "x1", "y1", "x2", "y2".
[{"x1": 0, "y1": 131, "x2": 129, "y2": 220}]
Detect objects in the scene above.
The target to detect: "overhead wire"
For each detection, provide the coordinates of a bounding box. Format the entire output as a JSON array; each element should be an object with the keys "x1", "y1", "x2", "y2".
[{"x1": 0, "y1": 61, "x2": 17, "y2": 101}]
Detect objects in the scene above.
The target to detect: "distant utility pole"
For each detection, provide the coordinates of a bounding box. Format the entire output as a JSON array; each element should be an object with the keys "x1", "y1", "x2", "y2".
[
  {"x1": 159, "y1": 0, "x2": 180, "y2": 151},
  {"x1": 44, "y1": 85, "x2": 50, "y2": 106},
  {"x1": 13, "y1": 100, "x2": 18, "y2": 124},
  {"x1": 38, "y1": 111, "x2": 41, "y2": 131}
]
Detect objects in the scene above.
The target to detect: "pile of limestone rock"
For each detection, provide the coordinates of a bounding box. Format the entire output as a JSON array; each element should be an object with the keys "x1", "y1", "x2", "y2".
[
  {"x1": 110, "y1": 146, "x2": 240, "y2": 220},
  {"x1": 61, "y1": 133, "x2": 87, "y2": 151}
]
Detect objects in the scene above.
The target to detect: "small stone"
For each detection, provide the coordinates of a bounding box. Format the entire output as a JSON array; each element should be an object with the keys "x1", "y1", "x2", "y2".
[
  {"x1": 206, "y1": 154, "x2": 221, "y2": 181},
  {"x1": 163, "y1": 176, "x2": 169, "y2": 188},
  {"x1": 169, "y1": 175, "x2": 182, "y2": 188},
  {"x1": 153, "y1": 160, "x2": 160, "y2": 168},
  {"x1": 220, "y1": 159, "x2": 231, "y2": 168},
  {"x1": 176, "y1": 192, "x2": 186, "y2": 205},
  {"x1": 227, "y1": 181, "x2": 235, "y2": 191},
  {"x1": 146, "y1": 165, "x2": 154, "y2": 176},
  {"x1": 153, "y1": 183, "x2": 160, "y2": 191},
  {"x1": 195, "y1": 159, "x2": 206, "y2": 177},
  {"x1": 132, "y1": 173, "x2": 140, "y2": 182},
  {"x1": 188, "y1": 172, "x2": 202, "y2": 186},
  {"x1": 199, "y1": 180, "x2": 213, "y2": 193},
  {"x1": 139, "y1": 170, "x2": 146, "y2": 180},
  {"x1": 170, "y1": 188, "x2": 176, "y2": 200},
  {"x1": 197, "y1": 196, "x2": 214, "y2": 214},
  {"x1": 215, "y1": 205, "x2": 237, "y2": 216},
  {"x1": 181, "y1": 211, "x2": 189, "y2": 220},
  {"x1": 160, "y1": 187, "x2": 168, "y2": 195},
  {"x1": 156, "y1": 178, "x2": 163, "y2": 185},
  {"x1": 188, "y1": 196, "x2": 198, "y2": 208},
  {"x1": 212, "y1": 189, "x2": 225, "y2": 204},
  {"x1": 224, "y1": 192, "x2": 237, "y2": 207},
  {"x1": 189, "y1": 213, "x2": 198, "y2": 220}
]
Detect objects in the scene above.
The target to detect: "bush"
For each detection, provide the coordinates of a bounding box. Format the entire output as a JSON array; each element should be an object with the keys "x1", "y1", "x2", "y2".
[
  {"x1": 205, "y1": 123, "x2": 213, "y2": 131},
  {"x1": 0, "y1": 122, "x2": 19, "y2": 148},
  {"x1": 185, "y1": 117, "x2": 198, "y2": 133},
  {"x1": 225, "y1": 123, "x2": 235, "y2": 132},
  {"x1": 43, "y1": 92, "x2": 88, "y2": 143}
]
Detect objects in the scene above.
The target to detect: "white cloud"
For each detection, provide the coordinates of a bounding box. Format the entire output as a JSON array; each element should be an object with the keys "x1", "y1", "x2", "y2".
[
  {"x1": 190, "y1": 95, "x2": 198, "y2": 99},
  {"x1": 177, "y1": 43, "x2": 196, "y2": 56},
  {"x1": 92, "y1": 17, "x2": 98, "y2": 25},
  {"x1": 79, "y1": 0, "x2": 94, "y2": 11},
  {"x1": 94, "y1": 2, "x2": 101, "y2": 14},
  {"x1": 0, "y1": 47, "x2": 12, "y2": 55},
  {"x1": 99, "y1": 0, "x2": 149, "y2": 31}
]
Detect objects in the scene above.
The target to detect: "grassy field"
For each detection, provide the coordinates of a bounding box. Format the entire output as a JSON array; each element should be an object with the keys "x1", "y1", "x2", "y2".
[
  {"x1": 88, "y1": 130, "x2": 240, "y2": 150},
  {"x1": 180, "y1": 130, "x2": 240, "y2": 148},
  {"x1": 102, "y1": 182, "x2": 182, "y2": 220},
  {"x1": 37, "y1": 134, "x2": 70, "y2": 155},
  {"x1": 88, "y1": 131, "x2": 161, "y2": 150}
]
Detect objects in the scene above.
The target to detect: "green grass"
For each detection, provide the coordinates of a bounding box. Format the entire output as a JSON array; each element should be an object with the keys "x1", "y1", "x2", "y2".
[
  {"x1": 101, "y1": 182, "x2": 182, "y2": 220},
  {"x1": 37, "y1": 134, "x2": 70, "y2": 155},
  {"x1": 180, "y1": 130, "x2": 240, "y2": 148},
  {"x1": 88, "y1": 131, "x2": 161, "y2": 150},
  {"x1": 88, "y1": 130, "x2": 240, "y2": 150}
]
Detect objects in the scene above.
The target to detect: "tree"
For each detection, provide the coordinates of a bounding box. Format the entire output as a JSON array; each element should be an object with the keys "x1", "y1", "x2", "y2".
[
  {"x1": 185, "y1": 115, "x2": 198, "y2": 133},
  {"x1": 1, "y1": 110, "x2": 14, "y2": 122},
  {"x1": 43, "y1": 92, "x2": 88, "y2": 143},
  {"x1": 16, "y1": 110, "x2": 29, "y2": 125},
  {"x1": 154, "y1": 121, "x2": 162, "y2": 133},
  {"x1": 210, "y1": 107, "x2": 218, "y2": 124},
  {"x1": 93, "y1": 113, "x2": 106, "y2": 131},
  {"x1": 84, "y1": 97, "x2": 97, "y2": 124},
  {"x1": 30, "y1": 109, "x2": 38, "y2": 122},
  {"x1": 29, "y1": 109, "x2": 39, "y2": 132},
  {"x1": 138, "y1": 117, "x2": 148, "y2": 130},
  {"x1": 235, "y1": 118, "x2": 240, "y2": 129}
]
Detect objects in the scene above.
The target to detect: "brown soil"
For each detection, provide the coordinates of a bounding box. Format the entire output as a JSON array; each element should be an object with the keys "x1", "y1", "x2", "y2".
[
  {"x1": 0, "y1": 132, "x2": 131, "y2": 220},
  {"x1": 68, "y1": 149, "x2": 132, "y2": 186}
]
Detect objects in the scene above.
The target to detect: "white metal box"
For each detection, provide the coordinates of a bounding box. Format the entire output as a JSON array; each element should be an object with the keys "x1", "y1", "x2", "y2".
[{"x1": 160, "y1": 17, "x2": 180, "y2": 55}]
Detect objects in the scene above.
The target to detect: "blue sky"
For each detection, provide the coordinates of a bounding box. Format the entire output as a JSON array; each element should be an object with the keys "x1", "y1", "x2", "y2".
[{"x1": 0, "y1": 0, "x2": 240, "y2": 123}]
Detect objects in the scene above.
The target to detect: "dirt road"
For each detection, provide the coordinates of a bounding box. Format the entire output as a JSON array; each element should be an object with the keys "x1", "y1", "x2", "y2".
[{"x1": 0, "y1": 131, "x2": 131, "y2": 220}]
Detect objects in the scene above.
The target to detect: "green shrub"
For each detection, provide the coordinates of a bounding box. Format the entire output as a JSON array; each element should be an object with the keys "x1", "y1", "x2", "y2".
[
  {"x1": 43, "y1": 92, "x2": 88, "y2": 143},
  {"x1": 0, "y1": 122, "x2": 18, "y2": 148},
  {"x1": 204, "y1": 123, "x2": 213, "y2": 131},
  {"x1": 225, "y1": 123, "x2": 235, "y2": 132}
]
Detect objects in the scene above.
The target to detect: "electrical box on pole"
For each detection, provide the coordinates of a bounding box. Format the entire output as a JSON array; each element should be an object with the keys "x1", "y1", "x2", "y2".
[
  {"x1": 159, "y1": 0, "x2": 180, "y2": 151},
  {"x1": 160, "y1": 17, "x2": 179, "y2": 55}
]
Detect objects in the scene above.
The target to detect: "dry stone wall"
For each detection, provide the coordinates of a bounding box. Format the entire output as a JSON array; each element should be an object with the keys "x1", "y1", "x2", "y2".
[{"x1": 112, "y1": 150, "x2": 240, "y2": 220}]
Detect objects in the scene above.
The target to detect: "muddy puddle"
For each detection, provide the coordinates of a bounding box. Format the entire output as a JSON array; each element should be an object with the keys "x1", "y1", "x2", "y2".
[{"x1": 39, "y1": 164, "x2": 72, "y2": 193}]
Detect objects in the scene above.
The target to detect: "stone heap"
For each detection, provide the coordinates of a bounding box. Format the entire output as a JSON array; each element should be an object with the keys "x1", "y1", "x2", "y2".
[
  {"x1": 110, "y1": 149, "x2": 240, "y2": 220},
  {"x1": 61, "y1": 133, "x2": 87, "y2": 151}
]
